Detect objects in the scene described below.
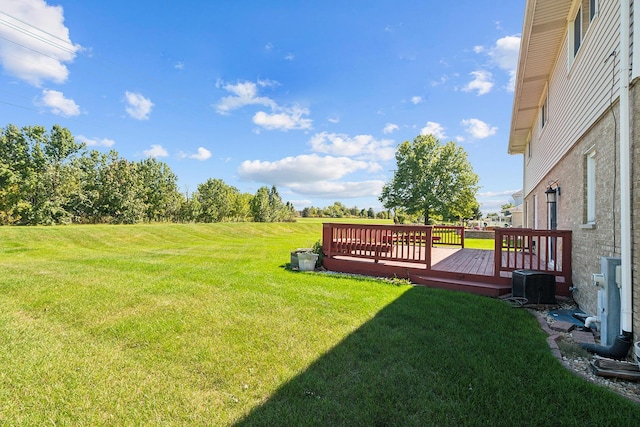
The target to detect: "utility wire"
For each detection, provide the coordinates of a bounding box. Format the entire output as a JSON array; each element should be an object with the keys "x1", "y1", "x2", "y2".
[{"x1": 0, "y1": 11, "x2": 78, "y2": 52}]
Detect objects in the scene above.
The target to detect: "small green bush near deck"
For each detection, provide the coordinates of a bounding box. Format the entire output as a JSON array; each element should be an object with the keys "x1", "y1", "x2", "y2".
[{"x1": 0, "y1": 223, "x2": 638, "y2": 426}]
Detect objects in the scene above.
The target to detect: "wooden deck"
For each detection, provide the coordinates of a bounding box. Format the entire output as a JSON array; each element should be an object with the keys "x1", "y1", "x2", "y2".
[
  {"x1": 325, "y1": 247, "x2": 512, "y2": 297},
  {"x1": 322, "y1": 223, "x2": 572, "y2": 298}
]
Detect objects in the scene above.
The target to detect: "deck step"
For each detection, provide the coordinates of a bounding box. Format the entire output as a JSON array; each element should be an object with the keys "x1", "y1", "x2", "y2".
[{"x1": 411, "y1": 275, "x2": 511, "y2": 298}]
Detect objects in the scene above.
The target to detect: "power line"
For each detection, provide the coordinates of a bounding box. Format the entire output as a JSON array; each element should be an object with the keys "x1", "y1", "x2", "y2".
[
  {"x1": 0, "y1": 32, "x2": 75, "y2": 64},
  {"x1": 0, "y1": 99, "x2": 38, "y2": 112},
  {"x1": 0, "y1": 11, "x2": 78, "y2": 53}
]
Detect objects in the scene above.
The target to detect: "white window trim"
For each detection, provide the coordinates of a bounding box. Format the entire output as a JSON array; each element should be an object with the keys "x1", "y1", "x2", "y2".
[
  {"x1": 568, "y1": 0, "x2": 598, "y2": 70},
  {"x1": 585, "y1": 149, "x2": 596, "y2": 224},
  {"x1": 589, "y1": 0, "x2": 598, "y2": 22}
]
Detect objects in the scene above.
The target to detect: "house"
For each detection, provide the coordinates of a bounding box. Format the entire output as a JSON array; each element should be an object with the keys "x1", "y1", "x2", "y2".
[
  {"x1": 510, "y1": 190, "x2": 524, "y2": 228},
  {"x1": 509, "y1": 0, "x2": 639, "y2": 347}
]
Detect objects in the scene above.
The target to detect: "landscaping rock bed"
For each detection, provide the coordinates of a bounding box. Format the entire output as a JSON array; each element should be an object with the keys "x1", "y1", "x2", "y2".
[{"x1": 534, "y1": 302, "x2": 640, "y2": 403}]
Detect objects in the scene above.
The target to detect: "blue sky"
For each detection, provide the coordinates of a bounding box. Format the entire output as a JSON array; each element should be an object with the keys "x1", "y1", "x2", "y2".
[{"x1": 0, "y1": 0, "x2": 525, "y2": 213}]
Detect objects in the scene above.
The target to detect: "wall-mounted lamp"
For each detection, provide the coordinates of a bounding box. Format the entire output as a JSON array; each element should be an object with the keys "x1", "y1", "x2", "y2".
[
  {"x1": 545, "y1": 183, "x2": 559, "y2": 230},
  {"x1": 545, "y1": 186, "x2": 557, "y2": 204},
  {"x1": 545, "y1": 181, "x2": 561, "y2": 203}
]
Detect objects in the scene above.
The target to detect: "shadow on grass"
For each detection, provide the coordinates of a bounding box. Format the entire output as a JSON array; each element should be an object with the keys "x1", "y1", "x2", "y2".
[{"x1": 234, "y1": 287, "x2": 640, "y2": 427}]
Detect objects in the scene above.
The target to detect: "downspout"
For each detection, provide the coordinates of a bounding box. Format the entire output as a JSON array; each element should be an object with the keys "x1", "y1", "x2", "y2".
[
  {"x1": 619, "y1": 0, "x2": 633, "y2": 340},
  {"x1": 583, "y1": 0, "x2": 634, "y2": 359}
]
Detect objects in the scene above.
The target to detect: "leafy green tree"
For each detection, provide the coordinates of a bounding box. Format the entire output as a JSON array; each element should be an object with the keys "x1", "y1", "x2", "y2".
[
  {"x1": 501, "y1": 202, "x2": 515, "y2": 217},
  {"x1": 470, "y1": 203, "x2": 483, "y2": 220},
  {"x1": 250, "y1": 186, "x2": 271, "y2": 222},
  {"x1": 137, "y1": 157, "x2": 182, "y2": 222},
  {"x1": 250, "y1": 185, "x2": 294, "y2": 222},
  {"x1": 379, "y1": 134, "x2": 480, "y2": 225},
  {"x1": 96, "y1": 152, "x2": 146, "y2": 224},
  {"x1": 177, "y1": 189, "x2": 202, "y2": 223},
  {"x1": 67, "y1": 150, "x2": 103, "y2": 223},
  {"x1": 231, "y1": 192, "x2": 253, "y2": 222},
  {"x1": 0, "y1": 124, "x2": 84, "y2": 225},
  {"x1": 197, "y1": 178, "x2": 240, "y2": 222}
]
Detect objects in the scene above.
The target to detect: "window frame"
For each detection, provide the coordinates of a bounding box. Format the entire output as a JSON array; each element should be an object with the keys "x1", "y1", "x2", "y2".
[
  {"x1": 585, "y1": 149, "x2": 596, "y2": 224},
  {"x1": 573, "y1": 6, "x2": 582, "y2": 57},
  {"x1": 568, "y1": 0, "x2": 597, "y2": 69}
]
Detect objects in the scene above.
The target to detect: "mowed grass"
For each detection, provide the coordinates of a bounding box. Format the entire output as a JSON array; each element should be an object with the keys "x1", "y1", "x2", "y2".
[{"x1": 0, "y1": 223, "x2": 638, "y2": 426}]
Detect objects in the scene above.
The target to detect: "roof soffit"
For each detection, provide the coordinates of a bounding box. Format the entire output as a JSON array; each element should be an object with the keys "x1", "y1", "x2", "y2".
[{"x1": 508, "y1": 0, "x2": 572, "y2": 154}]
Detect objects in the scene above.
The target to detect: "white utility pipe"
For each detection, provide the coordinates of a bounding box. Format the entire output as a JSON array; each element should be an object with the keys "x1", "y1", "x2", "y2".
[
  {"x1": 585, "y1": 316, "x2": 600, "y2": 330},
  {"x1": 619, "y1": 0, "x2": 633, "y2": 334}
]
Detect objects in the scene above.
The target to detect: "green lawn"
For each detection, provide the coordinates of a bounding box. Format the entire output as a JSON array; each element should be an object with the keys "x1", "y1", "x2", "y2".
[
  {"x1": 0, "y1": 223, "x2": 638, "y2": 426},
  {"x1": 463, "y1": 237, "x2": 495, "y2": 250}
]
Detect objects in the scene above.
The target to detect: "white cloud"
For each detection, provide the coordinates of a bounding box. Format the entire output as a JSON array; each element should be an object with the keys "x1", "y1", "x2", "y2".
[
  {"x1": 290, "y1": 199, "x2": 313, "y2": 209},
  {"x1": 143, "y1": 144, "x2": 168, "y2": 158},
  {"x1": 285, "y1": 52, "x2": 295, "y2": 61},
  {"x1": 473, "y1": 45, "x2": 484, "y2": 54},
  {"x1": 253, "y1": 106, "x2": 312, "y2": 131},
  {"x1": 328, "y1": 116, "x2": 340, "y2": 124},
  {"x1": 461, "y1": 118, "x2": 497, "y2": 139},
  {"x1": 124, "y1": 91, "x2": 154, "y2": 120},
  {"x1": 411, "y1": 96, "x2": 423, "y2": 105},
  {"x1": 39, "y1": 89, "x2": 80, "y2": 117},
  {"x1": 0, "y1": 0, "x2": 81, "y2": 86},
  {"x1": 287, "y1": 180, "x2": 386, "y2": 198},
  {"x1": 174, "y1": 62, "x2": 184, "y2": 70},
  {"x1": 238, "y1": 154, "x2": 369, "y2": 184},
  {"x1": 186, "y1": 147, "x2": 211, "y2": 161},
  {"x1": 383, "y1": 123, "x2": 399, "y2": 134},
  {"x1": 214, "y1": 80, "x2": 277, "y2": 115},
  {"x1": 431, "y1": 75, "x2": 449, "y2": 86},
  {"x1": 420, "y1": 121, "x2": 446, "y2": 140},
  {"x1": 478, "y1": 190, "x2": 520, "y2": 198},
  {"x1": 257, "y1": 78, "x2": 280, "y2": 88},
  {"x1": 462, "y1": 70, "x2": 494, "y2": 95},
  {"x1": 76, "y1": 135, "x2": 115, "y2": 147},
  {"x1": 309, "y1": 132, "x2": 395, "y2": 161},
  {"x1": 488, "y1": 35, "x2": 521, "y2": 91}
]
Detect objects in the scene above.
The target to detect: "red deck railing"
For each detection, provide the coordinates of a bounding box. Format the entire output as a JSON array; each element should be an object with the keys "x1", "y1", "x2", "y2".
[
  {"x1": 493, "y1": 228, "x2": 572, "y2": 284},
  {"x1": 322, "y1": 223, "x2": 572, "y2": 287},
  {"x1": 322, "y1": 223, "x2": 464, "y2": 268}
]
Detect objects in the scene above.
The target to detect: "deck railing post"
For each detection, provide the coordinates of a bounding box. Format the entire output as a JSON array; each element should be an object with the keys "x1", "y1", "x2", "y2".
[
  {"x1": 322, "y1": 223, "x2": 333, "y2": 260},
  {"x1": 425, "y1": 226, "x2": 432, "y2": 269},
  {"x1": 563, "y1": 231, "x2": 572, "y2": 285},
  {"x1": 494, "y1": 228, "x2": 503, "y2": 280}
]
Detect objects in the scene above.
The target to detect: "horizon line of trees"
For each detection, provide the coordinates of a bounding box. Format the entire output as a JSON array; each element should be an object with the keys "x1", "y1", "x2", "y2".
[
  {"x1": 1, "y1": 124, "x2": 487, "y2": 227},
  {"x1": 0, "y1": 124, "x2": 295, "y2": 226}
]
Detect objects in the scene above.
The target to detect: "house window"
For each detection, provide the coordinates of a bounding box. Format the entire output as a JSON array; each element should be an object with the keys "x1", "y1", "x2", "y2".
[
  {"x1": 541, "y1": 95, "x2": 548, "y2": 129},
  {"x1": 569, "y1": 0, "x2": 596, "y2": 61},
  {"x1": 585, "y1": 150, "x2": 596, "y2": 223},
  {"x1": 573, "y1": 7, "x2": 582, "y2": 56}
]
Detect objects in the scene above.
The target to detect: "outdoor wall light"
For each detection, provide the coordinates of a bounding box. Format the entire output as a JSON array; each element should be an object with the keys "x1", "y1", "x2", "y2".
[
  {"x1": 545, "y1": 184, "x2": 559, "y2": 230},
  {"x1": 545, "y1": 186, "x2": 557, "y2": 204},
  {"x1": 545, "y1": 181, "x2": 560, "y2": 204}
]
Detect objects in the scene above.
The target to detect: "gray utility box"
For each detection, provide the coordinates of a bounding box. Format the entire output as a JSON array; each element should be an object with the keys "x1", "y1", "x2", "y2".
[{"x1": 512, "y1": 269, "x2": 556, "y2": 304}]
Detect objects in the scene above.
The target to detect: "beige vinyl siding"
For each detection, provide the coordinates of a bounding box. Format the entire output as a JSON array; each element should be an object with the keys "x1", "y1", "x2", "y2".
[{"x1": 524, "y1": 0, "x2": 622, "y2": 196}]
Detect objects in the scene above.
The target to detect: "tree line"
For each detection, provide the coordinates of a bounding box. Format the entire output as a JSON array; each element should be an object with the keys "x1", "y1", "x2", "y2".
[
  {"x1": 0, "y1": 124, "x2": 295, "y2": 225},
  {"x1": 301, "y1": 201, "x2": 390, "y2": 219},
  {"x1": 1, "y1": 126, "x2": 482, "y2": 226}
]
